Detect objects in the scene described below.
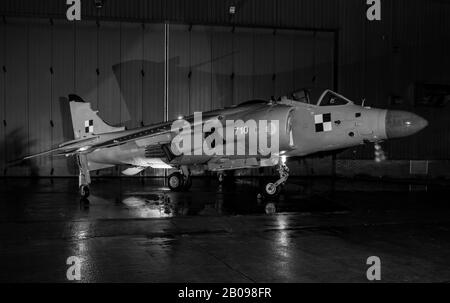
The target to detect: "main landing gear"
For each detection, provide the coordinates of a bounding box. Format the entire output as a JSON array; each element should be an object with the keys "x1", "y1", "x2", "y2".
[
  {"x1": 168, "y1": 167, "x2": 192, "y2": 192},
  {"x1": 262, "y1": 162, "x2": 289, "y2": 198}
]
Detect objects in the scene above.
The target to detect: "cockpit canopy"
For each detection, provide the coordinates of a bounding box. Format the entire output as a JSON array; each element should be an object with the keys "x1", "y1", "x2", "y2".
[
  {"x1": 289, "y1": 88, "x2": 353, "y2": 106},
  {"x1": 291, "y1": 89, "x2": 310, "y2": 103},
  {"x1": 317, "y1": 90, "x2": 352, "y2": 106}
]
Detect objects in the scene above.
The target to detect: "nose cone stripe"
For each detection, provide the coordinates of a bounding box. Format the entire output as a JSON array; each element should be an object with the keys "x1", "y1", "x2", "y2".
[{"x1": 385, "y1": 110, "x2": 428, "y2": 139}]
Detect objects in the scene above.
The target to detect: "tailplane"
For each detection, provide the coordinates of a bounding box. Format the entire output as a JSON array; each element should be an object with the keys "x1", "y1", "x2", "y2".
[{"x1": 68, "y1": 94, "x2": 124, "y2": 139}]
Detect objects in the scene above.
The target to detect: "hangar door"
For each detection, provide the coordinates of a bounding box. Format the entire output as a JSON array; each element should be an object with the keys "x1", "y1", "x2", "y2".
[
  {"x1": 167, "y1": 25, "x2": 335, "y2": 176},
  {"x1": 0, "y1": 19, "x2": 335, "y2": 176},
  {"x1": 167, "y1": 25, "x2": 335, "y2": 119}
]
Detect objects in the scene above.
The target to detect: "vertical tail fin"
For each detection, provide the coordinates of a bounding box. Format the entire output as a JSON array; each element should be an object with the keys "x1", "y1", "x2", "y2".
[{"x1": 68, "y1": 94, "x2": 125, "y2": 139}]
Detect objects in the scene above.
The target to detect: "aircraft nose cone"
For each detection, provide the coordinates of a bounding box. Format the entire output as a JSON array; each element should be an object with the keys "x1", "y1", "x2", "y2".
[{"x1": 385, "y1": 110, "x2": 428, "y2": 138}]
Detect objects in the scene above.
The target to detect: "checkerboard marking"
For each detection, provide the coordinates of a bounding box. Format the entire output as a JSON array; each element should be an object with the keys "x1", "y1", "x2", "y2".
[
  {"x1": 84, "y1": 120, "x2": 94, "y2": 133},
  {"x1": 314, "y1": 113, "x2": 332, "y2": 132}
]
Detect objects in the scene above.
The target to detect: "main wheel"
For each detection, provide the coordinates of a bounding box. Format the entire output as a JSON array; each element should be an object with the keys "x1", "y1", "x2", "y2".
[
  {"x1": 168, "y1": 172, "x2": 184, "y2": 191},
  {"x1": 79, "y1": 185, "x2": 90, "y2": 198},
  {"x1": 263, "y1": 182, "x2": 280, "y2": 198}
]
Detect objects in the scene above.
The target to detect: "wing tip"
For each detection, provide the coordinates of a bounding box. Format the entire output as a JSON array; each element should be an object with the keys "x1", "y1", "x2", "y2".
[{"x1": 6, "y1": 157, "x2": 27, "y2": 167}]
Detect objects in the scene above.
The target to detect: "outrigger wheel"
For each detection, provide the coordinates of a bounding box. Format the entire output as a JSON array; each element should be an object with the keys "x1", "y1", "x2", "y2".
[{"x1": 79, "y1": 185, "x2": 90, "y2": 198}]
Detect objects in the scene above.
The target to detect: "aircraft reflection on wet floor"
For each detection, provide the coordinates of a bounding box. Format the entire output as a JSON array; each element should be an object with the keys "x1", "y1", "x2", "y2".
[{"x1": 78, "y1": 178, "x2": 347, "y2": 218}]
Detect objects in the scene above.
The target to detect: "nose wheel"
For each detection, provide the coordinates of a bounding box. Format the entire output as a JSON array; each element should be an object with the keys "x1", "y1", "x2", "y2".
[{"x1": 264, "y1": 182, "x2": 281, "y2": 197}]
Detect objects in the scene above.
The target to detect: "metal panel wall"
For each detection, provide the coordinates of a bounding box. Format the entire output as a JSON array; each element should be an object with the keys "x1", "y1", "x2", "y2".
[
  {"x1": 75, "y1": 21, "x2": 97, "y2": 107},
  {"x1": 190, "y1": 26, "x2": 212, "y2": 112},
  {"x1": 119, "y1": 22, "x2": 142, "y2": 129},
  {"x1": 97, "y1": 21, "x2": 121, "y2": 176},
  {"x1": 142, "y1": 23, "x2": 164, "y2": 126},
  {"x1": 4, "y1": 18, "x2": 28, "y2": 176},
  {"x1": 142, "y1": 23, "x2": 165, "y2": 177},
  {"x1": 51, "y1": 20, "x2": 75, "y2": 176},
  {"x1": 98, "y1": 21, "x2": 121, "y2": 126},
  {"x1": 253, "y1": 29, "x2": 274, "y2": 100},
  {"x1": 211, "y1": 26, "x2": 233, "y2": 108},
  {"x1": 337, "y1": 0, "x2": 450, "y2": 161},
  {"x1": 232, "y1": 28, "x2": 254, "y2": 105},
  {"x1": 0, "y1": 19, "x2": 334, "y2": 176},
  {"x1": 274, "y1": 30, "x2": 295, "y2": 98},
  {"x1": 168, "y1": 24, "x2": 190, "y2": 119},
  {"x1": 28, "y1": 19, "x2": 51, "y2": 176},
  {"x1": 293, "y1": 31, "x2": 315, "y2": 90},
  {"x1": 314, "y1": 31, "x2": 334, "y2": 90},
  {"x1": 0, "y1": 22, "x2": 4, "y2": 175},
  {"x1": 1, "y1": 0, "x2": 450, "y2": 163},
  {"x1": 337, "y1": 0, "x2": 365, "y2": 102},
  {"x1": 236, "y1": 0, "x2": 276, "y2": 28}
]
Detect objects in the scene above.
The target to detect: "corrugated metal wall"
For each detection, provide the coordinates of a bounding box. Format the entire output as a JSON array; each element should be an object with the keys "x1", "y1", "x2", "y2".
[
  {"x1": 336, "y1": 0, "x2": 450, "y2": 161},
  {"x1": 0, "y1": 22, "x2": 4, "y2": 176},
  {"x1": 0, "y1": 0, "x2": 449, "y2": 176},
  {"x1": 0, "y1": 17, "x2": 333, "y2": 176}
]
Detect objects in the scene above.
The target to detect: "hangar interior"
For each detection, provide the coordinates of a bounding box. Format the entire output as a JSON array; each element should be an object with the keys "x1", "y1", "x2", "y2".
[
  {"x1": 1, "y1": 0, "x2": 450, "y2": 178},
  {"x1": 1, "y1": 0, "x2": 450, "y2": 283},
  {"x1": 0, "y1": 19, "x2": 335, "y2": 177}
]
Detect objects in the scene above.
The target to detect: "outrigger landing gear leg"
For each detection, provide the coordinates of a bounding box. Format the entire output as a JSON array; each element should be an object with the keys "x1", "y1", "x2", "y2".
[
  {"x1": 77, "y1": 154, "x2": 91, "y2": 199},
  {"x1": 262, "y1": 162, "x2": 289, "y2": 198}
]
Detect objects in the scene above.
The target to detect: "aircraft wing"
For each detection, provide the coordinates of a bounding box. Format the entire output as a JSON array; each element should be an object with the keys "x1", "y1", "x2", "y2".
[
  {"x1": 12, "y1": 126, "x2": 172, "y2": 163},
  {"x1": 8, "y1": 136, "x2": 100, "y2": 164},
  {"x1": 12, "y1": 114, "x2": 223, "y2": 163},
  {"x1": 69, "y1": 113, "x2": 223, "y2": 151}
]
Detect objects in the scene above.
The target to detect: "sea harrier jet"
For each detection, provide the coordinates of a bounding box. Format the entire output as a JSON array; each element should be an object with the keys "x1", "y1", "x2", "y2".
[{"x1": 17, "y1": 88, "x2": 428, "y2": 198}]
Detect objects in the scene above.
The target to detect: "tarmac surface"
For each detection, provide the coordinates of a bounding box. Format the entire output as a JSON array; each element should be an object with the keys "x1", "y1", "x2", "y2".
[{"x1": 0, "y1": 176, "x2": 449, "y2": 282}]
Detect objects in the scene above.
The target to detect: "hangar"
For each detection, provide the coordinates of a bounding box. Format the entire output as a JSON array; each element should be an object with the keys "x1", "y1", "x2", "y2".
[{"x1": 0, "y1": 0, "x2": 450, "y2": 283}]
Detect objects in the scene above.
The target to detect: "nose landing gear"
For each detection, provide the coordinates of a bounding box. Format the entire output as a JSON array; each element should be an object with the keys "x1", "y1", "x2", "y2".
[{"x1": 262, "y1": 162, "x2": 289, "y2": 198}]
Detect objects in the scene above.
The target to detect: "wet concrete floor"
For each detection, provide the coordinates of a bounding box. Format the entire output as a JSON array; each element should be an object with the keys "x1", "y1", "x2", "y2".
[{"x1": 0, "y1": 177, "x2": 449, "y2": 282}]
